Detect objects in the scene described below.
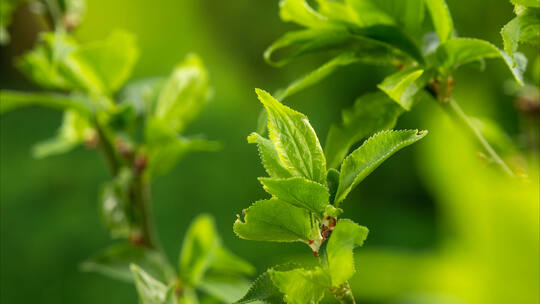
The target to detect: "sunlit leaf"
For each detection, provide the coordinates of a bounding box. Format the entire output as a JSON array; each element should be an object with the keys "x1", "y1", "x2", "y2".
[
  {"x1": 377, "y1": 67, "x2": 426, "y2": 110},
  {"x1": 326, "y1": 219, "x2": 368, "y2": 286},
  {"x1": 269, "y1": 266, "x2": 331, "y2": 304},
  {"x1": 234, "y1": 198, "x2": 313, "y2": 243},
  {"x1": 235, "y1": 263, "x2": 299, "y2": 304},
  {"x1": 259, "y1": 177, "x2": 329, "y2": 215},
  {"x1": 501, "y1": 8, "x2": 540, "y2": 59},
  {"x1": 335, "y1": 129, "x2": 427, "y2": 204},
  {"x1": 131, "y1": 264, "x2": 178, "y2": 304},
  {"x1": 247, "y1": 132, "x2": 293, "y2": 179},
  {"x1": 425, "y1": 0, "x2": 454, "y2": 43},
  {"x1": 279, "y1": 0, "x2": 328, "y2": 28},
  {"x1": 256, "y1": 89, "x2": 327, "y2": 184},
  {"x1": 0, "y1": 90, "x2": 92, "y2": 116}
]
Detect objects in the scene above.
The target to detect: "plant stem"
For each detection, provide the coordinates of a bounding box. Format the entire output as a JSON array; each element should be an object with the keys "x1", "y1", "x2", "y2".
[
  {"x1": 130, "y1": 177, "x2": 160, "y2": 249},
  {"x1": 443, "y1": 98, "x2": 515, "y2": 177},
  {"x1": 329, "y1": 281, "x2": 356, "y2": 304},
  {"x1": 94, "y1": 120, "x2": 120, "y2": 176}
]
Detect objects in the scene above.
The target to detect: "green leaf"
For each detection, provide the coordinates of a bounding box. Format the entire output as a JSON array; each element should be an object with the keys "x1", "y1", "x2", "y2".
[
  {"x1": 154, "y1": 54, "x2": 211, "y2": 133},
  {"x1": 199, "y1": 276, "x2": 252, "y2": 303},
  {"x1": 277, "y1": 52, "x2": 359, "y2": 101},
  {"x1": 326, "y1": 219, "x2": 368, "y2": 286},
  {"x1": 325, "y1": 92, "x2": 404, "y2": 169},
  {"x1": 256, "y1": 89, "x2": 327, "y2": 185},
  {"x1": 346, "y1": 0, "x2": 425, "y2": 34},
  {"x1": 69, "y1": 30, "x2": 138, "y2": 94},
  {"x1": 316, "y1": 0, "x2": 358, "y2": 24},
  {"x1": 247, "y1": 132, "x2": 292, "y2": 179},
  {"x1": 80, "y1": 243, "x2": 175, "y2": 283},
  {"x1": 425, "y1": 0, "x2": 454, "y2": 43},
  {"x1": 501, "y1": 8, "x2": 540, "y2": 58},
  {"x1": 98, "y1": 168, "x2": 133, "y2": 238},
  {"x1": 32, "y1": 110, "x2": 94, "y2": 158},
  {"x1": 434, "y1": 38, "x2": 527, "y2": 85},
  {"x1": 131, "y1": 264, "x2": 178, "y2": 304},
  {"x1": 258, "y1": 177, "x2": 329, "y2": 215},
  {"x1": 269, "y1": 266, "x2": 331, "y2": 304},
  {"x1": 510, "y1": 0, "x2": 540, "y2": 8},
  {"x1": 335, "y1": 129, "x2": 427, "y2": 204},
  {"x1": 279, "y1": 0, "x2": 328, "y2": 28},
  {"x1": 326, "y1": 168, "x2": 340, "y2": 204},
  {"x1": 377, "y1": 67, "x2": 426, "y2": 110},
  {"x1": 0, "y1": 0, "x2": 19, "y2": 44},
  {"x1": 0, "y1": 90, "x2": 92, "y2": 116},
  {"x1": 17, "y1": 32, "x2": 81, "y2": 90},
  {"x1": 118, "y1": 77, "x2": 166, "y2": 117},
  {"x1": 146, "y1": 118, "x2": 220, "y2": 178},
  {"x1": 209, "y1": 246, "x2": 256, "y2": 277},
  {"x1": 235, "y1": 263, "x2": 299, "y2": 304},
  {"x1": 179, "y1": 214, "x2": 220, "y2": 285},
  {"x1": 234, "y1": 198, "x2": 313, "y2": 243}
]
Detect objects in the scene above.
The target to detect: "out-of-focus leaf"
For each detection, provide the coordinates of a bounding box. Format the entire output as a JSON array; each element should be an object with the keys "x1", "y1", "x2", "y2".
[
  {"x1": 235, "y1": 263, "x2": 299, "y2": 304},
  {"x1": 179, "y1": 214, "x2": 220, "y2": 286},
  {"x1": 98, "y1": 168, "x2": 133, "y2": 238},
  {"x1": 269, "y1": 266, "x2": 331, "y2": 304},
  {"x1": 377, "y1": 67, "x2": 426, "y2": 110},
  {"x1": 433, "y1": 38, "x2": 527, "y2": 85},
  {"x1": 470, "y1": 117, "x2": 516, "y2": 156},
  {"x1": 80, "y1": 243, "x2": 175, "y2": 283},
  {"x1": 179, "y1": 214, "x2": 254, "y2": 286},
  {"x1": 131, "y1": 264, "x2": 178, "y2": 304},
  {"x1": 256, "y1": 89, "x2": 327, "y2": 184},
  {"x1": 17, "y1": 32, "x2": 82, "y2": 90},
  {"x1": 316, "y1": 0, "x2": 358, "y2": 24},
  {"x1": 154, "y1": 54, "x2": 211, "y2": 133},
  {"x1": 69, "y1": 30, "x2": 138, "y2": 94},
  {"x1": 145, "y1": 118, "x2": 219, "y2": 178},
  {"x1": 326, "y1": 219, "x2": 368, "y2": 286},
  {"x1": 425, "y1": 0, "x2": 454, "y2": 43},
  {"x1": 199, "y1": 276, "x2": 252, "y2": 303},
  {"x1": 0, "y1": 0, "x2": 19, "y2": 44},
  {"x1": 277, "y1": 52, "x2": 359, "y2": 100},
  {"x1": 346, "y1": 0, "x2": 425, "y2": 35},
  {"x1": 335, "y1": 129, "x2": 427, "y2": 204},
  {"x1": 61, "y1": 0, "x2": 86, "y2": 29},
  {"x1": 209, "y1": 246, "x2": 255, "y2": 277},
  {"x1": 279, "y1": 0, "x2": 328, "y2": 28},
  {"x1": 32, "y1": 110, "x2": 94, "y2": 158},
  {"x1": 247, "y1": 132, "x2": 292, "y2": 179},
  {"x1": 265, "y1": 25, "x2": 423, "y2": 67},
  {"x1": 325, "y1": 92, "x2": 404, "y2": 169},
  {"x1": 233, "y1": 198, "x2": 313, "y2": 243},
  {"x1": 118, "y1": 77, "x2": 166, "y2": 117},
  {"x1": 258, "y1": 177, "x2": 329, "y2": 215},
  {"x1": 0, "y1": 90, "x2": 92, "y2": 116},
  {"x1": 510, "y1": 0, "x2": 540, "y2": 8},
  {"x1": 501, "y1": 8, "x2": 540, "y2": 59}
]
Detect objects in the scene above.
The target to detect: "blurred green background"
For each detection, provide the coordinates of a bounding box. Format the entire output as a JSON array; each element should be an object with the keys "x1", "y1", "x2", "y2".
[{"x1": 0, "y1": 0, "x2": 538, "y2": 303}]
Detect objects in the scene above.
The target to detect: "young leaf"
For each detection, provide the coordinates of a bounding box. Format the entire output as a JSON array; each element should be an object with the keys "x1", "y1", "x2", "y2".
[
  {"x1": 256, "y1": 89, "x2": 327, "y2": 185},
  {"x1": 234, "y1": 198, "x2": 313, "y2": 243},
  {"x1": 69, "y1": 30, "x2": 138, "y2": 94},
  {"x1": 209, "y1": 246, "x2": 256, "y2": 277},
  {"x1": 326, "y1": 219, "x2": 368, "y2": 286},
  {"x1": 0, "y1": 90, "x2": 92, "y2": 116},
  {"x1": 510, "y1": 0, "x2": 540, "y2": 7},
  {"x1": 425, "y1": 0, "x2": 454, "y2": 43},
  {"x1": 118, "y1": 77, "x2": 166, "y2": 117},
  {"x1": 325, "y1": 92, "x2": 404, "y2": 169},
  {"x1": 501, "y1": 8, "x2": 540, "y2": 59},
  {"x1": 146, "y1": 118, "x2": 220, "y2": 178},
  {"x1": 131, "y1": 264, "x2": 178, "y2": 304},
  {"x1": 269, "y1": 266, "x2": 331, "y2": 304},
  {"x1": 153, "y1": 54, "x2": 211, "y2": 133},
  {"x1": 247, "y1": 132, "x2": 292, "y2": 179},
  {"x1": 377, "y1": 67, "x2": 425, "y2": 110},
  {"x1": 258, "y1": 177, "x2": 329, "y2": 215},
  {"x1": 335, "y1": 129, "x2": 427, "y2": 204},
  {"x1": 32, "y1": 110, "x2": 94, "y2": 158},
  {"x1": 80, "y1": 243, "x2": 175, "y2": 283},
  {"x1": 434, "y1": 38, "x2": 527, "y2": 84},
  {"x1": 179, "y1": 214, "x2": 219, "y2": 285},
  {"x1": 235, "y1": 263, "x2": 299, "y2": 304},
  {"x1": 199, "y1": 277, "x2": 252, "y2": 303},
  {"x1": 279, "y1": 0, "x2": 328, "y2": 28}
]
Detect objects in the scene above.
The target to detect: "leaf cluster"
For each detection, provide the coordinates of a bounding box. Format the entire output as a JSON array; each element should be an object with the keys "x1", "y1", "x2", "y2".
[{"x1": 234, "y1": 89, "x2": 426, "y2": 303}]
